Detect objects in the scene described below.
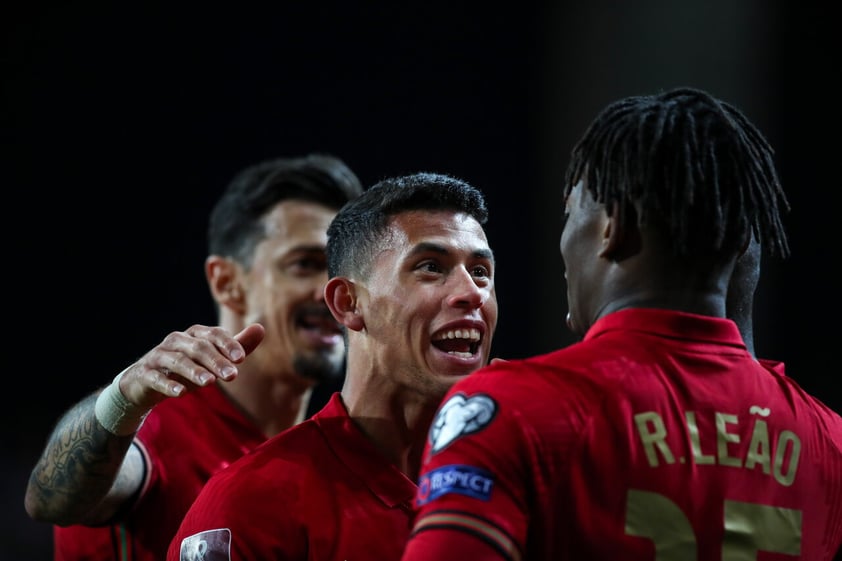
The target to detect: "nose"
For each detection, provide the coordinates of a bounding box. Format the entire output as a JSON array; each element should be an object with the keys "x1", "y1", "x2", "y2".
[{"x1": 446, "y1": 266, "x2": 486, "y2": 309}]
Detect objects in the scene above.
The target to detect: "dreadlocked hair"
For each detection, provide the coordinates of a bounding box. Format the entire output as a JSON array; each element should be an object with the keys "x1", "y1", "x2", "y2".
[{"x1": 563, "y1": 87, "x2": 790, "y2": 259}]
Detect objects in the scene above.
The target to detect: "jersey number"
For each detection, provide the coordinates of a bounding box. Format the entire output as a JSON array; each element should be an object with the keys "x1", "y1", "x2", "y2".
[{"x1": 625, "y1": 489, "x2": 802, "y2": 559}]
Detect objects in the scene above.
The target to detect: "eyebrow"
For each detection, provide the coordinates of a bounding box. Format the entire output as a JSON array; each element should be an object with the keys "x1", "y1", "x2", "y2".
[{"x1": 409, "y1": 241, "x2": 495, "y2": 263}]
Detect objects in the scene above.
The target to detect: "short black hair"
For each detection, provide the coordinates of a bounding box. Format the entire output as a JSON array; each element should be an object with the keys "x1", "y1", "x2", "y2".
[
  {"x1": 326, "y1": 172, "x2": 489, "y2": 279},
  {"x1": 563, "y1": 87, "x2": 790, "y2": 260},
  {"x1": 208, "y1": 153, "x2": 364, "y2": 268}
]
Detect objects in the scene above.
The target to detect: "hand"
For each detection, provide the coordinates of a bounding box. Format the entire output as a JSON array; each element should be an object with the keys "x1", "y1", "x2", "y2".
[{"x1": 118, "y1": 323, "x2": 265, "y2": 409}]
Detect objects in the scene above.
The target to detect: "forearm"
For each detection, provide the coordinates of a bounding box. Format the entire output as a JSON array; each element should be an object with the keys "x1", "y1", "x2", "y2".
[
  {"x1": 24, "y1": 389, "x2": 142, "y2": 525},
  {"x1": 24, "y1": 325, "x2": 258, "y2": 525}
]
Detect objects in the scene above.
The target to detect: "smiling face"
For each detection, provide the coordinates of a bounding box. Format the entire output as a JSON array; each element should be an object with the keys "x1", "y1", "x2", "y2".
[
  {"x1": 241, "y1": 199, "x2": 346, "y2": 383},
  {"x1": 342, "y1": 209, "x2": 498, "y2": 400}
]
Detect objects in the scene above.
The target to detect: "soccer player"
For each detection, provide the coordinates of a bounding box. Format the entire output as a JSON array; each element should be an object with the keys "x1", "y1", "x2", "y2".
[
  {"x1": 401, "y1": 87, "x2": 842, "y2": 560},
  {"x1": 167, "y1": 172, "x2": 499, "y2": 560},
  {"x1": 25, "y1": 154, "x2": 363, "y2": 561}
]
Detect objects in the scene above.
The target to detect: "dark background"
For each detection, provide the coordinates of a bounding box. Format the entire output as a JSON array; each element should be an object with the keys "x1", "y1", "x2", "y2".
[{"x1": 3, "y1": 2, "x2": 839, "y2": 559}]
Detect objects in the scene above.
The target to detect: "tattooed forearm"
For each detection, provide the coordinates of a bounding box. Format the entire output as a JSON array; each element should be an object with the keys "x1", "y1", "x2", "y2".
[{"x1": 25, "y1": 391, "x2": 134, "y2": 524}]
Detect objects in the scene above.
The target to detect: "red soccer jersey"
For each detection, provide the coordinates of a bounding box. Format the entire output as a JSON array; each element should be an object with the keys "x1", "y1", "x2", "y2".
[
  {"x1": 403, "y1": 308, "x2": 842, "y2": 561},
  {"x1": 167, "y1": 392, "x2": 418, "y2": 561},
  {"x1": 54, "y1": 383, "x2": 266, "y2": 561}
]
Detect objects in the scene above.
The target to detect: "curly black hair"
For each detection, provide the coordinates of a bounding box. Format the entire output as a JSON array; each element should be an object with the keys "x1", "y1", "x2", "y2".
[{"x1": 564, "y1": 87, "x2": 789, "y2": 259}]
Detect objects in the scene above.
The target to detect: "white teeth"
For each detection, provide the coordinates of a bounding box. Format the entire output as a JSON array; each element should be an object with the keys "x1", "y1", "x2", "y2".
[
  {"x1": 448, "y1": 351, "x2": 473, "y2": 358},
  {"x1": 435, "y1": 328, "x2": 480, "y2": 341}
]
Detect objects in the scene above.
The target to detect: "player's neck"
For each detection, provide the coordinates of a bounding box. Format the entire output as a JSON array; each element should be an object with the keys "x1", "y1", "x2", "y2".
[
  {"x1": 343, "y1": 388, "x2": 438, "y2": 480},
  {"x1": 219, "y1": 374, "x2": 314, "y2": 438}
]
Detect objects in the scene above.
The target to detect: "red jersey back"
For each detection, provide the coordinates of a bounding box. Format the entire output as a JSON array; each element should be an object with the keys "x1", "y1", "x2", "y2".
[{"x1": 404, "y1": 308, "x2": 842, "y2": 560}]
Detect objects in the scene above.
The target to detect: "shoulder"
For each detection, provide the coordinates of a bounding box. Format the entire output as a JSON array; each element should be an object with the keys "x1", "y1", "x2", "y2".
[
  {"x1": 176, "y1": 428, "x2": 318, "y2": 527},
  {"x1": 453, "y1": 344, "x2": 616, "y2": 405},
  {"x1": 436, "y1": 350, "x2": 602, "y2": 433},
  {"x1": 203, "y1": 419, "x2": 324, "y2": 497},
  {"x1": 135, "y1": 385, "x2": 266, "y2": 461},
  {"x1": 171, "y1": 421, "x2": 329, "y2": 558},
  {"x1": 439, "y1": 344, "x2": 639, "y2": 450}
]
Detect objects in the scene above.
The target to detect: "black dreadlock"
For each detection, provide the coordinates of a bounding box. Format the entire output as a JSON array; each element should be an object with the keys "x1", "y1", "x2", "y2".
[{"x1": 563, "y1": 87, "x2": 790, "y2": 259}]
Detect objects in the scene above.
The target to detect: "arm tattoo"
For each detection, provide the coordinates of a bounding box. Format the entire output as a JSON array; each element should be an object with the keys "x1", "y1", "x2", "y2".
[{"x1": 27, "y1": 391, "x2": 136, "y2": 523}]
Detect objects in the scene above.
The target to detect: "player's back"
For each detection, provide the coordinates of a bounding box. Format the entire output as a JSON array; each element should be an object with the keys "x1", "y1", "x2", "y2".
[
  {"x1": 420, "y1": 308, "x2": 842, "y2": 560},
  {"x1": 524, "y1": 309, "x2": 842, "y2": 559}
]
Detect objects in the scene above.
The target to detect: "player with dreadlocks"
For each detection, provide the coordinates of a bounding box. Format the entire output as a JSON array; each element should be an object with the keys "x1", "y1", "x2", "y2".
[{"x1": 401, "y1": 87, "x2": 842, "y2": 560}]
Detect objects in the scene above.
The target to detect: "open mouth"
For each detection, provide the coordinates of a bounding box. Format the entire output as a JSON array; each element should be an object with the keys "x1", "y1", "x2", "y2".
[
  {"x1": 296, "y1": 308, "x2": 343, "y2": 340},
  {"x1": 431, "y1": 327, "x2": 481, "y2": 358}
]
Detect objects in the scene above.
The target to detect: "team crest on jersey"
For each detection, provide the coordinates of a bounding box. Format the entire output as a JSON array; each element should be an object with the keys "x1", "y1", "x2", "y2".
[
  {"x1": 416, "y1": 464, "x2": 495, "y2": 506},
  {"x1": 179, "y1": 528, "x2": 232, "y2": 561},
  {"x1": 429, "y1": 392, "x2": 497, "y2": 453}
]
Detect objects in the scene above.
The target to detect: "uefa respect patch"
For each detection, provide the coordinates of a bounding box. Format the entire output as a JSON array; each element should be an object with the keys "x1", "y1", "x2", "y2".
[{"x1": 415, "y1": 464, "x2": 495, "y2": 506}]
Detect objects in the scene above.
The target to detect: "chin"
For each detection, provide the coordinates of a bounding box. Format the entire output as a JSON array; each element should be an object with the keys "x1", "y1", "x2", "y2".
[{"x1": 293, "y1": 351, "x2": 345, "y2": 383}]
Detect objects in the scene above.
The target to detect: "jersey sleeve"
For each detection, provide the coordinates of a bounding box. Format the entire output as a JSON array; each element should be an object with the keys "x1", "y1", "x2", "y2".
[{"x1": 404, "y1": 373, "x2": 531, "y2": 561}]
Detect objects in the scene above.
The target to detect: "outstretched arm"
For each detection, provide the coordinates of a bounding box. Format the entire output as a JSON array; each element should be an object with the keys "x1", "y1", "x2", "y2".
[{"x1": 24, "y1": 323, "x2": 264, "y2": 526}]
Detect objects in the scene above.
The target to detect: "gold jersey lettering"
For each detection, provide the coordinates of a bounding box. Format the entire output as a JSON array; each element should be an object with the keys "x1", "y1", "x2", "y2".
[
  {"x1": 745, "y1": 418, "x2": 772, "y2": 475},
  {"x1": 716, "y1": 413, "x2": 742, "y2": 467},
  {"x1": 773, "y1": 430, "x2": 800, "y2": 486},
  {"x1": 686, "y1": 411, "x2": 714, "y2": 465},
  {"x1": 633, "y1": 406, "x2": 800, "y2": 485},
  {"x1": 633, "y1": 412, "x2": 675, "y2": 467}
]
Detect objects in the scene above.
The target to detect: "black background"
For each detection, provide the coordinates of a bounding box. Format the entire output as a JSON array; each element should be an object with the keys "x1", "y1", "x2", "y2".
[{"x1": 3, "y1": 2, "x2": 839, "y2": 559}]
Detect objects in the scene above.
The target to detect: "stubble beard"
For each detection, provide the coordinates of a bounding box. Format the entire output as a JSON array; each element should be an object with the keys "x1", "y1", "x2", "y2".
[{"x1": 292, "y1": 348, "x2": 345, "y2": 383}]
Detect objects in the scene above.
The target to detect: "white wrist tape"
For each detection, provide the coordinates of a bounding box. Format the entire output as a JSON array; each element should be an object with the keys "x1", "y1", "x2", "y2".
[{"x1": 94, "y1": 368, "x2": 149, "y2": 436}]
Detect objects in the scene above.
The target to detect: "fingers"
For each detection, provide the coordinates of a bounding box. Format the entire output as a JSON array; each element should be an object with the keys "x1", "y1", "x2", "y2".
[
  {"x1": 119, "y1": 324, "x2": 263, "y2": 405},
  {"x1": 234, "y1": 323, "x2": 265, "y2": 355}
]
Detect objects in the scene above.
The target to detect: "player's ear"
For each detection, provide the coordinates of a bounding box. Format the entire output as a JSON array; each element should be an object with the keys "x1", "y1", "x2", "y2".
[
  {"x1": 325, "y1": 277, "x2": 365, "y2": 331},
  {"x1": 600, "y1": 201, "x2": 641, "y2": 262},
  {"x1": 206, "y1": 255, "x2": 246, "y2": 314}
]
